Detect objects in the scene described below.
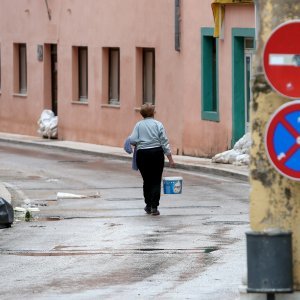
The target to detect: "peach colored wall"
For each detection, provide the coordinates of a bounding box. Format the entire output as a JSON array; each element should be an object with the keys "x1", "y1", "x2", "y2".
[
  {"x1": 0, "y1": 0, "x2": 58, "y2": 134},
  {"x1": 180, "y1": 1, "x2": 255, "y2": 156},
  {"x1": 0, "y1": 0, "x2": 254, "y2": 157},
  {"x1": 55, "y1": 0, "x2": 184, "y2": 149}
]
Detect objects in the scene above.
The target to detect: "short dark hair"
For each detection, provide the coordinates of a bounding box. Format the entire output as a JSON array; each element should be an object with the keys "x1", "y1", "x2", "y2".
[{"x1": 140, "y1": 103, "x2": 155, "y2": 118}]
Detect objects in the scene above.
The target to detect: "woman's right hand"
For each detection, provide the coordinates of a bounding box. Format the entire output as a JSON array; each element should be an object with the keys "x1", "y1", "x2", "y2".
[
  {"x1": 169, "y1": 160, "x2": 175, "y2": 168},
  {"x1": 167, "y1": 154, "x2": 175, "y2": 168}
]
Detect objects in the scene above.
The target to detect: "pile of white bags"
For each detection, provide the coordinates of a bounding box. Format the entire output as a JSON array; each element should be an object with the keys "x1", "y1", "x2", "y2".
[
  {"x1": 212, "y1": 133, "x2": 251, "y2": 165},
  {"x1": 37, "y1": 110, "x2": 58, "y2": 139}
]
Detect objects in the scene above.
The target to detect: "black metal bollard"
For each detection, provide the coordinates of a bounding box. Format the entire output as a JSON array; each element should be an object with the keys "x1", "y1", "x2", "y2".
[{"x1": 246, "y1": 231, "x2": 293, "y2": 294}]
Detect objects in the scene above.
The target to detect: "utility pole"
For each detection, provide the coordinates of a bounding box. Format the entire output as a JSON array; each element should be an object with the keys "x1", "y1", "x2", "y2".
[{"x1": 243, "y1": 0, "x2": 300, "y2": 299}]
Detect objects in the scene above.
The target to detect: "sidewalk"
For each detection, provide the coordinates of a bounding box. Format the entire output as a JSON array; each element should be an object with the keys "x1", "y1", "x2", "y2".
[{"x1": 0, "y1": 132, "x2": 249, "y2": 195}]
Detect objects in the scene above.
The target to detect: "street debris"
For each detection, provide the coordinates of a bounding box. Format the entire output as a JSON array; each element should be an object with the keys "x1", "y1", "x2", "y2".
[
  {"x1": 14, "y1": 207, "x2": 40, "y2": 212},
  {"x1": 46, "y1": 178, "x2": 59, "y2": 182},
  {"x1": 14, "y1": 207, "x2": 40, "y2": 222},
  {"x1": 212, "y1": 133, "x2": 251, "y2": 166},
  {"x1": 13, "y1": 192, "x2": 100, "y2": 222},
  {"x1": 0, "y1": 198, "x2": 14, "y2": 228},
  {"x1": 25, "y1": 211, "x2": 32, "y2": 222},
  {"x1": 57, "y1": 192, "x2": 86, "y2": 199},
  {"x1": 56, "y1": 192, "x2": 100, "y2": 199},
  {"x1": 37, "y1": 109, "x2": 58, "y2": 139}
]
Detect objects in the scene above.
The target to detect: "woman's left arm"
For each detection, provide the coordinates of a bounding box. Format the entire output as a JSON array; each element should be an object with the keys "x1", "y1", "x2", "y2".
[
  {"x1": 159, "y1": 123, "x2": 175, "y2": 167},
  {"x1": 129, "y1": 123, "x2": 140, "y2": 145}
]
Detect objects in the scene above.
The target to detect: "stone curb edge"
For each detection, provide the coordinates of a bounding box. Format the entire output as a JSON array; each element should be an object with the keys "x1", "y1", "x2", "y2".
[{"x1": 0, "y1": 137, "x2": 249, "y2": 182}]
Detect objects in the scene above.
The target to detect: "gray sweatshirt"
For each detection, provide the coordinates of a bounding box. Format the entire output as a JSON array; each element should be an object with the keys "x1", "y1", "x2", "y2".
[{"x1": 129, "y1": 118, "x2": 171, "y2": 155}]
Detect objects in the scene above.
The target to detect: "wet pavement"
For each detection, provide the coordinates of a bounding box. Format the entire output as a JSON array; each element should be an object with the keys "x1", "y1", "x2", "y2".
[{"x1": 0, "y1": 136, "x2": 250, "y2": 299}]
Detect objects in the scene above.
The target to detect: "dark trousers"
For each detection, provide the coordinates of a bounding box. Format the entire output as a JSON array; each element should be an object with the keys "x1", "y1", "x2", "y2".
[{"x1": 136, "y1": 147, "x2": 164, "y2": 208}]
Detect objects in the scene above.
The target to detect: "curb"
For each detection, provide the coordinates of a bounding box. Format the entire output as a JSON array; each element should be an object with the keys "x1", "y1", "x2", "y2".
[
  {"x1": 0, "y1": 136, "x2": 249, "y2": 182},
  {"x1": 174, "y1": 162, "x2": 248, "y2": 182}
]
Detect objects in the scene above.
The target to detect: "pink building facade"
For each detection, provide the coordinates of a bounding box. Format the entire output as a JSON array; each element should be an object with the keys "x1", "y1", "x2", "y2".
[{"x1": 0, "y1": 0, "x2": 255, "y2": 157}]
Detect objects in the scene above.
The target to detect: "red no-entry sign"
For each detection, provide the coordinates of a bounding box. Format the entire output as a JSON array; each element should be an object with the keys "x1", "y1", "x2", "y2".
[
  {"x1": 263, "y1": 20, "x2": 300, "y2": 99},
  {"x1": 265, "y1": 101, "x2": 300, "y2": 181}
]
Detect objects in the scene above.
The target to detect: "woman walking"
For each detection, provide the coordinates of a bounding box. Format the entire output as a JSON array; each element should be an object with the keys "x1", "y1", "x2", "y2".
[{"x1": 129, "y1": 103, "x2": 175, "y2": 216}]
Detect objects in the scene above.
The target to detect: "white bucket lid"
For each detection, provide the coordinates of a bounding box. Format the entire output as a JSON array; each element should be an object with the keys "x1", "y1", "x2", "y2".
[{"x1": 163, "y1": 176, "x2": 183, "y2": 181}]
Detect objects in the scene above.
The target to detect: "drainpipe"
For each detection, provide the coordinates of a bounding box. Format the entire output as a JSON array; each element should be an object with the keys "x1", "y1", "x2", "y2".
[{"x1": 247, "y1": 0, "x2": 300, "y2": 298}]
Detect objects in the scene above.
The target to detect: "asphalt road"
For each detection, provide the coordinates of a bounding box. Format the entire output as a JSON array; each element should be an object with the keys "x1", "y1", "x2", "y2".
[{"x1": 0, "y1": 142, "x2": 250, "y2": 300}]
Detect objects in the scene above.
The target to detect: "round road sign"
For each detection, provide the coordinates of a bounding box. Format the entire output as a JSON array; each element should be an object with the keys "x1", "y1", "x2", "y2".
[
  {"x1": 263, "y1": 20, "x2": 300, "y2": 99},
  {"x1": 265, "y1": 101, "x2": 300, "y2": 181}
]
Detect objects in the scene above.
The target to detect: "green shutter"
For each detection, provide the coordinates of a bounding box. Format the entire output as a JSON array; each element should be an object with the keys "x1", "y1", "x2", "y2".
[
  {"x1": 231, "y1": 28, "x2": 255, "y2": 146},
  {"x1": 201, "y1": 27, "x2": 219, "y2": 122}
]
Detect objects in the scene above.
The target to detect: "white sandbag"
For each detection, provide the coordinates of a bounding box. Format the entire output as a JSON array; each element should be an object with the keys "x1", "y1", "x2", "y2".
[
  {"x1": 233, "y1": 132, "x2": 251, "y2": 152},
  {"x1": 37, "y1": 110, "x2": 58, "y2": 139},
  {"x1": 234, "y1": 154, "x2": 250, "y2": 166},
  {"x1": 212, "y1": 149, "x2": 240, "y2": 164},
  {"x1": 212, "y1": 133, "x2": 251, "y2": 165}
]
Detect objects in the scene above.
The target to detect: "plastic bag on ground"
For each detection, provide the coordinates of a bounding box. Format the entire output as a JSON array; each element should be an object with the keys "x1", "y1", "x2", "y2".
[
  {"x1": 212, "y1": 133, "x2": 251, "y2": 165},
  {"x1": 0, "y1": 198, "x2": 14, "y2": 228},
  {"x1": 37, "y1": 110, "x2": 58, "y2": 139}
]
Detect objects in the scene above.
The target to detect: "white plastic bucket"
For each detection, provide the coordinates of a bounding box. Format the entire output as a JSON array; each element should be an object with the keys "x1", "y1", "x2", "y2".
[{"x1": 163, "y1": 177, "x2": 183, "y2": 194}]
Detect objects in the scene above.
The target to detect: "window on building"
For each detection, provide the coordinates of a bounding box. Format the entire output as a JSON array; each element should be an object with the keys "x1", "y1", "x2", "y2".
[
  {"x1": 14, "y1": 43, "x2": 28, "y2": 94},
  {"x1": 19, "y1": 44, "x2": 27, "y2": 94},
  {"x1": 201, "y1": 28, "x2": 219, "y2": 121},
  {"x1": 143, "y1": 48, "x2": 155, "y2": 104},
  {"x1": 78, "y1": 47, "x2": 88, "y2": 100},
  {"x1": 0, "y1": 46, "x2": 1, "y2": 91},
  {"x1": 109, "y1": 48, "x2": 120, "y2": 105},
  {"x1": 245, "y1": 37, "x2": 255, "y2": 50},
  {"x1": 72, "y1": 46, "x2": 88, "y2": 102}
]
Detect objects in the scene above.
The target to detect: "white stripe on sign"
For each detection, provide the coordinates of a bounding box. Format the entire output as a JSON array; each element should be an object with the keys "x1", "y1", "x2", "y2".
[
  {"x1": 277, "y1": 152, "x2": 286, "y2": 161},
  {"x1": 269, "y1": 54, "x2": 300, "y2": 66}
]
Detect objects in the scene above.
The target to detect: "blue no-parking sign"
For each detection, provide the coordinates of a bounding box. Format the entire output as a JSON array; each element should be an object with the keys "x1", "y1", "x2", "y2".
[{"x1": 265, "y1": 101, "x2": 300, "y2": 181}]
